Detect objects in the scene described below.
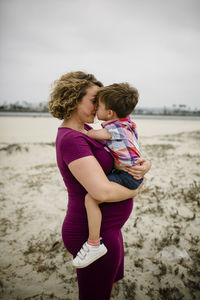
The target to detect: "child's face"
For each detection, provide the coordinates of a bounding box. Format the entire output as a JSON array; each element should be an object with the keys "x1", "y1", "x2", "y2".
[{"x1": 96, "y1": 100, "x2": 110, "y2": 121}]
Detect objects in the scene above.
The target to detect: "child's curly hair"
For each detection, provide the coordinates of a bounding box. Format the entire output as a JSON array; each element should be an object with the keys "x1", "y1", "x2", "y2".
[{"x1": 48, "y1": 71, "x2": 103, "y2": 120}]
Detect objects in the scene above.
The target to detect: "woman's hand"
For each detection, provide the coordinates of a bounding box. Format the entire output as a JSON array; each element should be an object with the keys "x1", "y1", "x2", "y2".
[
  {"x1": 130, "y1": 177, "x2": 146, "y2": 198},
  {"x1": 124, "y1": 158, "x2": 151, "y2": 180}
]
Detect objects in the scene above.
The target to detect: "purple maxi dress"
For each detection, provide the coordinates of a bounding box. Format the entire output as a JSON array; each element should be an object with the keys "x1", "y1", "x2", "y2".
[{"x1": 56, "y1": 124, "x2": 133, "y2": 300}]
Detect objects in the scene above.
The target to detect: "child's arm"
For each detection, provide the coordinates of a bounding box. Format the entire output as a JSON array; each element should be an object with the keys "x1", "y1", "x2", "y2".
[{"x1": 87, "y1": 128, "x2": 111, "y2": 140}]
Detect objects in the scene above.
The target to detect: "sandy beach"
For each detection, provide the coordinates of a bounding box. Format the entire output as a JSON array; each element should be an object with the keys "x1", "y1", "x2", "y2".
[{"x1": 0, "y1": 116, "x2": 200, "y2": 300}]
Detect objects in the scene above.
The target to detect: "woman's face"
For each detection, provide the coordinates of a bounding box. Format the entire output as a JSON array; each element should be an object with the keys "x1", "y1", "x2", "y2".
[{"x1": 76, "y1": 85, "x2": 100, "y2": 123}]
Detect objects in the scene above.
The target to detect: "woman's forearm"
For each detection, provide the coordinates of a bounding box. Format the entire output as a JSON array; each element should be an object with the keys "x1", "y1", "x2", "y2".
[
  {"x1": 68, "y1": 156, "x2": 144, "y2": 203},
  {"x1": 97, "y1": 181, "x2": 143, "y2": 203}
]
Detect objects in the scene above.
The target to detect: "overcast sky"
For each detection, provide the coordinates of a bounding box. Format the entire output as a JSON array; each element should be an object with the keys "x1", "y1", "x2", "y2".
[{"x1": 0, "y1": 0, "x2": 199, "y2": 108}]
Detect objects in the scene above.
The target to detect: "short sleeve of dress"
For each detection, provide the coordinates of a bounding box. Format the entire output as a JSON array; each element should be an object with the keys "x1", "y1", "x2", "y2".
[{"x1": 60, "y1": 134, "x2": 93, "y2": 165}]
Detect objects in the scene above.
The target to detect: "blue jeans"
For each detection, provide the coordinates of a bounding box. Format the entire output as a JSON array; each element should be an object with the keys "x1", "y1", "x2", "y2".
[{"x1": 107, "y1": 169, "x2": 143, "y2": 190}]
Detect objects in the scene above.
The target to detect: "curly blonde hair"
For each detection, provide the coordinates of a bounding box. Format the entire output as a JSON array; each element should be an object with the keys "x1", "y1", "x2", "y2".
[{"x1": 48, "y1": 71, "x2": 103, "y2": 120}]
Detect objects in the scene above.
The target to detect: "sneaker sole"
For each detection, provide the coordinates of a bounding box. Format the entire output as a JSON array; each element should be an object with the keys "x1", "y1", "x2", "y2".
[{"x1": 73, "y1": 248, "x2": 108, "y2": 269}]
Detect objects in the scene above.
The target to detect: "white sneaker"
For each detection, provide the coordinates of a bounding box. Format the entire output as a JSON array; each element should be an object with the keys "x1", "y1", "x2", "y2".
[{"x1": 72, "y1": 242, "x2": 107, "y2": 268}]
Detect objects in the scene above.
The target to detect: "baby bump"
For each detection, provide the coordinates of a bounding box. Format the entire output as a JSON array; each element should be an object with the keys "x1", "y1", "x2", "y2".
[
  {"x1": 100, "y1": 198, "x2": 133, "y2": 232},
  {"x1": 62, "y1": 198, "x2": 133, "y2": 256}
]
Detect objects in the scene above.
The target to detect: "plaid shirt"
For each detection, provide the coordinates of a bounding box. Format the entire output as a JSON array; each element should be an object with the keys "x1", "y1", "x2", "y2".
[{"x1": 102, "y1": 116, "x2": 141, "y2": 166}]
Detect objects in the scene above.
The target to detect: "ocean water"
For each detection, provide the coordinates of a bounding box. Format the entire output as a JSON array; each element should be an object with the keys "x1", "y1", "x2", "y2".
[
  {"x1": 0, "y1": 111, "x2": 200, "y2": 120},
  {"x1": 0, "y1": 114, "x2": 200, "y2": 143}
]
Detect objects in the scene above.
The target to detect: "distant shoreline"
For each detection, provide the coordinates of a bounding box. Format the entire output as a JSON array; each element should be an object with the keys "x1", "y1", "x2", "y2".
[{"x1": 0, "y1": 111, "x2": 200, "y2": 120}]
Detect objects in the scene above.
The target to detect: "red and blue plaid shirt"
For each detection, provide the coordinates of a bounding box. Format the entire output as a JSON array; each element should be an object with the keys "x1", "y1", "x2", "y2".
[{"x1": 102, "y1": 116, "x2": 141, "y2": 166}]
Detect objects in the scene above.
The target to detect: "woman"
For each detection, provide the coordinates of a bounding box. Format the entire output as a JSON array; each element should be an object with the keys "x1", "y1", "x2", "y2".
[{"x1": 48, "y1": 71, "x2": 151, "y2": 300}]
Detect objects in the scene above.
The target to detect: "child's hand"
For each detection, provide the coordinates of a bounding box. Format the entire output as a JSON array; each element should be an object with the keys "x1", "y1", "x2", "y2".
[{"x1": 125, "y1": 158, "x2": 151, "y2": 179}]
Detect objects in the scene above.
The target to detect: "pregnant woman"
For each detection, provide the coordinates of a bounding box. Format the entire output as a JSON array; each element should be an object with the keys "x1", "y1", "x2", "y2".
[{"x1": 48, "y1": 71, "x2": 151, "y2": 300}]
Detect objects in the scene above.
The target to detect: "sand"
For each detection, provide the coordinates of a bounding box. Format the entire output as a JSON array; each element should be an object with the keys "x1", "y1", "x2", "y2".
[{"x1": 0, "y1": 116, "x2": 200, "y2": 300}]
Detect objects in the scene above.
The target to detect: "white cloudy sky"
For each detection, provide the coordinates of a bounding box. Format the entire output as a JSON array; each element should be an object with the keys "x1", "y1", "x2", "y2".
[{"x1": 0, "y1": 0, "x2": 199, "y2": 108}]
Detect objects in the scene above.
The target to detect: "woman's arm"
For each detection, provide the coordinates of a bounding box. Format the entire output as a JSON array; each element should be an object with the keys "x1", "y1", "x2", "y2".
[
  {"x1": 68, "y1": 156, "x2": 145, "y2": 203},
  {"x1": 124, "y1": 158, "x2": 151, "y2": 179}
]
